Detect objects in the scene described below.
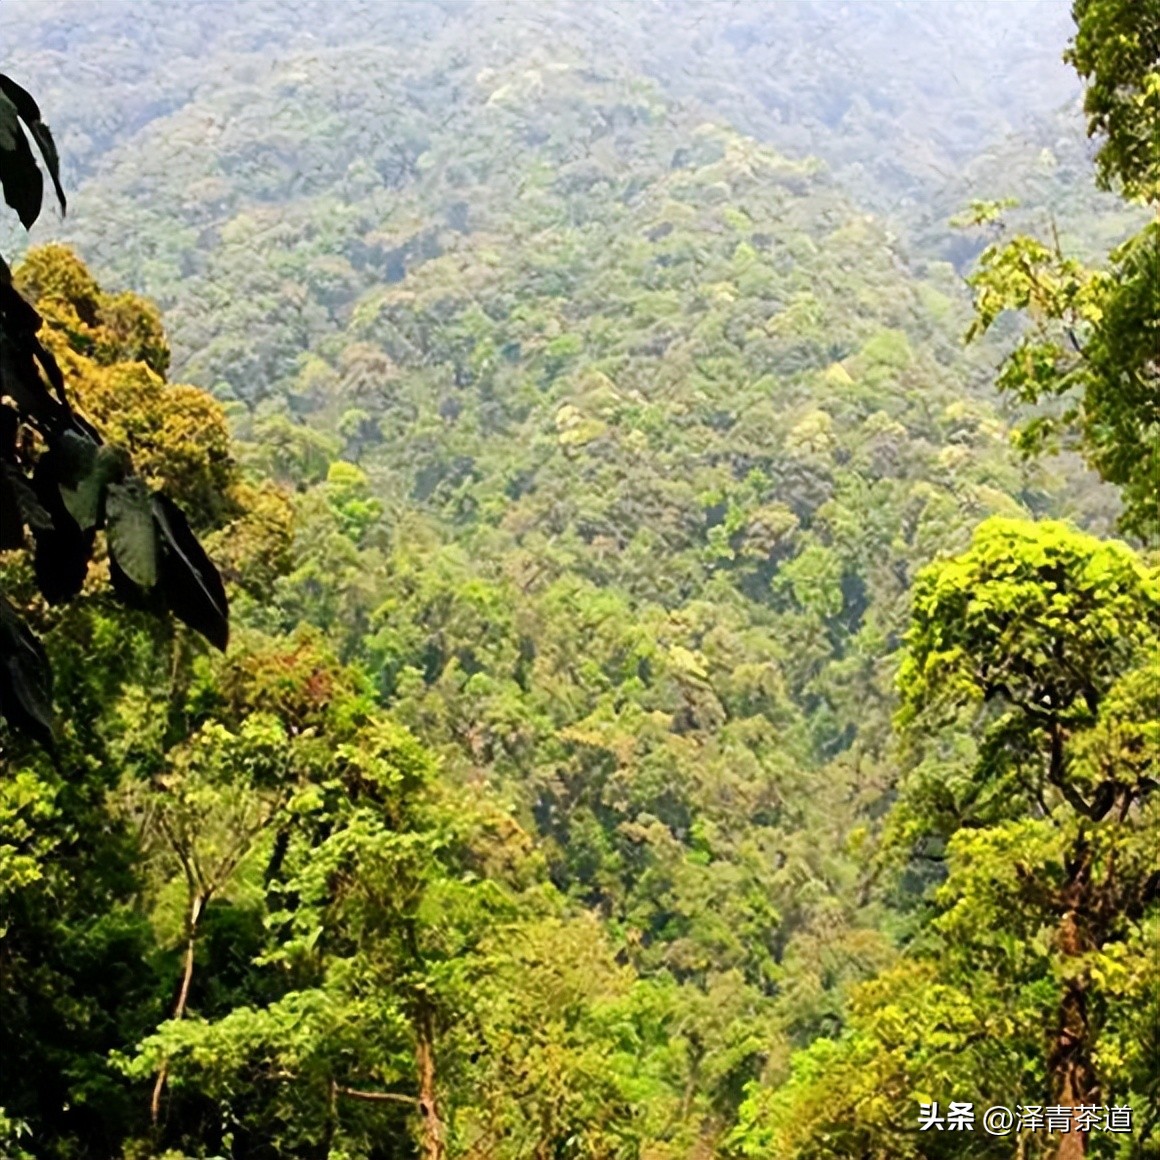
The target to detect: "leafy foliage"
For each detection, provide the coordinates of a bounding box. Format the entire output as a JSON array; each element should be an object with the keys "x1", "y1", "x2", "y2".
[
  {"x1": 966, "y1": 221, "x2": 1160, "y2": 540},
  {"x1": 0, "y1": 82, "x2": 229, "y2": 749},
  {"x1": 1066, "y1": 0, "x2": 1160, "y2": 204},
  {"x1": 0, "y1": 72, "x2": 63, "y2": 229},
  {"x1": 961, "y1": 0, "x2": 1160, "y2": 542},
  {"x1": 1, "y1": 5, "x2": 1157, "y2": 1159}
]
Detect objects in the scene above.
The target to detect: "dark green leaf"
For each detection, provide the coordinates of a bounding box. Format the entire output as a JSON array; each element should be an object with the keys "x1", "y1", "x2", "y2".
[
  {"x1": 51, "y1": 428, "x2": 101, "y2": 486},
  {"x1": 29, "y1": 451, "x2": 95, "y2": 603},
  {"x1": 106, "y1": 477, "x2": 159, "y2": 592},
  {"x1": 31, "y1": 522, "x2": 92, "y2": 606},
  {"x1": 0, "y1": 589, "x2": 54, "y2": 751},
  {"x1": 154, "y1": 492, "x2": 229, "y2": 650},
  {"x1": 0, "y1": 90, "x2": 44, "y2": 229},
  {"x1": 0, "y1": 74, "x2": 66, "y2": 214},
  {"x1": 54, "y1": 437, "x2": 125, "y2": 532},
  {"x1": 108, "y1": 548, "x2": 159, "y2": 612}
]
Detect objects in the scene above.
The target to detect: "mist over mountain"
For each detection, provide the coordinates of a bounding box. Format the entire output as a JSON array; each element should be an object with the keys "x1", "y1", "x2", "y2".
[
  {"x1": 5, "y1": 1, "x2": 1083, "y2": 207},
  {"x1": 0, "y1": 0, "x2": 1122, "y2": 397}
]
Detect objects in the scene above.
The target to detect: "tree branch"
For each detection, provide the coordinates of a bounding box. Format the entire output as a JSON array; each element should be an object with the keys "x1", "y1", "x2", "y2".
[{"x1": 334, "y1": 1084, "x2": 418, "y2": 1107}]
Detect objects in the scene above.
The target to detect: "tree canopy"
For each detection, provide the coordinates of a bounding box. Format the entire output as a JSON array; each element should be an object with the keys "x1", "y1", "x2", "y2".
[
  {"x1": 963, "y1": 0, "x2": 1160, "y2": 542},
  {"x1": 0, "y1": 2, "x2": 1157, "y2": 1158}
]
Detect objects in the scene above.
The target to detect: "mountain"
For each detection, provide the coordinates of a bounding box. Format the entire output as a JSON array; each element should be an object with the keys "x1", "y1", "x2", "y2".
[{"x1": 0, "y1": 4, "x2": 1151, "y2": 1158}]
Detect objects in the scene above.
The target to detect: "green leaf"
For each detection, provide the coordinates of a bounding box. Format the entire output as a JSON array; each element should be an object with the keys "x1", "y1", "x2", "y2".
[
  {"x1": 106, "y1": 476, "x2": 159, "y2": 591},
  {"x1": 153, "y1": 493, "x2": 229, "y2": 651},
  {"x1": 0, "y1": 90, "x2": 44, "y2": 229},
  {"x1": 54, "y1": 437, "x2": 125, "y2": 532},
  {"x1": 0, "y1": 75, "x2": 66, "y2": 215},
  {"x1": 0, "y1": 589, "x2": 53, "y2": 751},
  {"x1": 29, "y1": 450, "x2": 94, "y2": 605}
]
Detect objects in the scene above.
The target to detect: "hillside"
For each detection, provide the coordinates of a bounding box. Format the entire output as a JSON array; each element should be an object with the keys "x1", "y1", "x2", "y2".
[
  {"x1": 2, "y1": 1, "x2": 1133, "y2": 411},
  {"x1": 4, "y1": 1, "x2": 1080, "y2": 190},
  {"x1": 0, "y1": 3, "x2": 1154, "y2": 1159}
]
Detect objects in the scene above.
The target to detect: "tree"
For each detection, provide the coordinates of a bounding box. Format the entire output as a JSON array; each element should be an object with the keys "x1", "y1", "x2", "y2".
[
  {"x1": 1066, "y1": 0, "x2": 1160, "y2": 204},
  {"x1": 124, "y1": 703, "x2": 507, "y2": 1160},
  {"x1": 124, "y1": 714, "x2": 294, "y2": 1125},
  {"x1": 897, "y1": 518, "x2": 1158, "y2": 1155},
  {"x1": 734, "y1": 519, "x2": 1159, "y2": 1159},
  {"x1": 964, "y1": 215, "x2": 1159, "y2": 542},
  {"x1": 0, "y1": 75, "x2": 228, "y2": 751},
  {"x1": 963, "y1": 0, "x2": 1160, "y2": 542}
]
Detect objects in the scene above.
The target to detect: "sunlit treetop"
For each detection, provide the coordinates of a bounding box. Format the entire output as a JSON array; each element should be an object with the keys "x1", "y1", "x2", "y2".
[{"x1": 1067, "y1": 0, "x2": 1160, "y2": 203}]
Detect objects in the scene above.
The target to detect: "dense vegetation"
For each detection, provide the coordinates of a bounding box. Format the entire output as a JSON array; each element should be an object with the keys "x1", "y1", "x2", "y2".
[{"x1": 0, "y1": 2, "x2": 1155, "y2": 1159}]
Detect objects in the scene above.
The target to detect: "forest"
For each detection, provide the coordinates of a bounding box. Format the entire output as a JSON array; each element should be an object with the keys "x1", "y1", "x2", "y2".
[{"x1": 0, "y1": 1, "x2": 1156, "y2": 1158}]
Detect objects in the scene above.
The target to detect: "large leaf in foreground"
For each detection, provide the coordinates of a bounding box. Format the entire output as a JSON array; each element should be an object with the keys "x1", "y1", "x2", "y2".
[
  {"x1": 106, "y1": 476, "x2": 159, "y2": 592},
  {"x1": 0, "y1": 89, "x2": 44, "y2": 229},
  {"x1": 49, "y1": 429, "x2": 105, "y2": 531},
  {"x1": 30, "y1": 456, "x2": 93, "y2": 604},
  {"x1": 0, "y1": 590, "x2": 53, "y2": 751},
  {"x1": 0, "y1": 74, "x2": 66, "y2": 215},
  {"x1": 154, "y1": 493, "x2": 229, "y2": 651}
]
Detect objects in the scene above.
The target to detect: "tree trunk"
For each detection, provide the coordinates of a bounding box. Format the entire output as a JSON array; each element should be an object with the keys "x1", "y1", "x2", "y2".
[
  {"x1": 415, "y1": 997, "x2": 446, "y2": 1160},
  {"x1": 151, "y1": 892, "x2": 205, "y2": 1125},
  {"x1": 1051, "y1": 973, "x2": 1098, "y2": 1159},
  {"x1": 1049, "y1": 853, "x2": 1100, "y2": 1160}
]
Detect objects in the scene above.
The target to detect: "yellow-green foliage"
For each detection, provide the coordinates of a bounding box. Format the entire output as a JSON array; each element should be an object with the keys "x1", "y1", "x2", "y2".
[{"x1": 13, "y1": 247, "x2": 295, "y2": 588}]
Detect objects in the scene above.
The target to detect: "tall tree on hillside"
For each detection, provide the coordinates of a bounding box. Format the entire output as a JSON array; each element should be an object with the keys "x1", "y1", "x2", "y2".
[
  {"x1": 895, "y1": 519, "x2": 1158, "y2": 1159},
  {"x1": 733, "y1": 520, "x2": 1159, "y2": 1160}
]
